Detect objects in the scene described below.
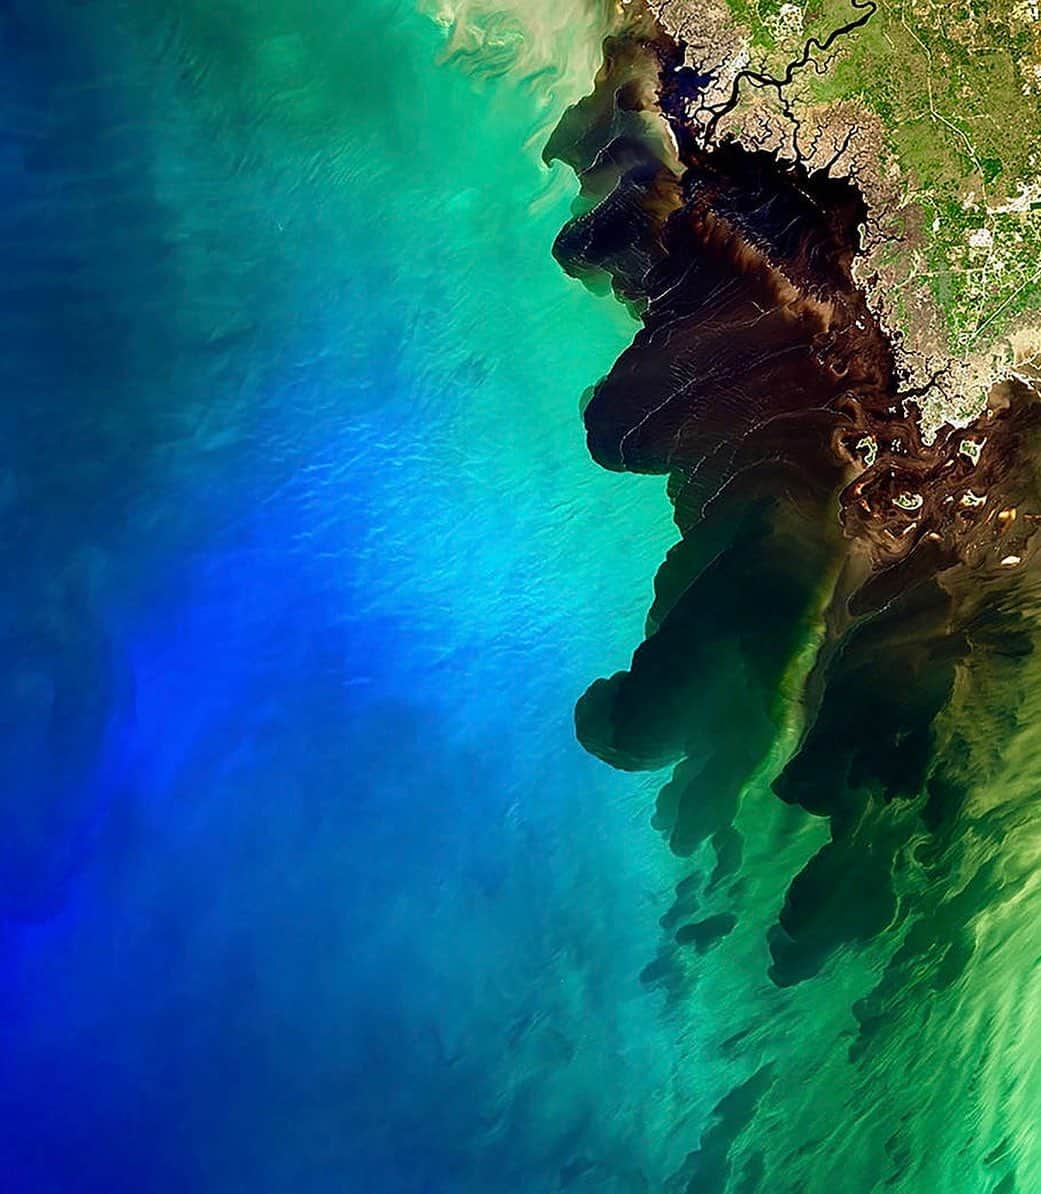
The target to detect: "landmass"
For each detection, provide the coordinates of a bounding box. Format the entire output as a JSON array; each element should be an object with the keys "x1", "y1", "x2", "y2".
[{"x1": 647, "y1": 0, "x2": 1041, "y2": 431}]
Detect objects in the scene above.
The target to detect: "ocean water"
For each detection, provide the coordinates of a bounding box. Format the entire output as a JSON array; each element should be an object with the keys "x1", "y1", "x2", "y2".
[
  {"x1": 10, "y1": 2, "x2": 1041, "y2": 1191},
  {"x1": 0, "y1": 1, "x2": 705, "y2": 1189}
]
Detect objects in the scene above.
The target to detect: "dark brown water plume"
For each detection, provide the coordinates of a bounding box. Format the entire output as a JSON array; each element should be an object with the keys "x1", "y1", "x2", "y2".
[{"x1": 549, "y1": 0, "x2": 1041, "y2": 1026}]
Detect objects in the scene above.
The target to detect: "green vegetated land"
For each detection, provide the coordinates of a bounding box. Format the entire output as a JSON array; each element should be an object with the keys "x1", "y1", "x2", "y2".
[{"x1": 723, "y1": 0, "x2": 1041, "y2": 351}]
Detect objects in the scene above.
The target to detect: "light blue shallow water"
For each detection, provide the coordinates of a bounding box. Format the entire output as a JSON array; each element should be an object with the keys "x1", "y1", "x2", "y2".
[{"x1": 0, "y1": 2, "x2": 705, "y2": 1189}]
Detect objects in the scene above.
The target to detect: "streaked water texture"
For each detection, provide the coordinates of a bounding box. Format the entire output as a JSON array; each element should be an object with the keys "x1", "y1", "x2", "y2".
[{"x1": 0, "y1": 2, "x2": 690, "y2": 1190}]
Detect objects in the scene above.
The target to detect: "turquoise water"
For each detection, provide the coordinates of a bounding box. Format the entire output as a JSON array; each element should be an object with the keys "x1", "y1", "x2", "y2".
[{"x1": 0, "y1": 2, "x2": 721, "y2": 1189}]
